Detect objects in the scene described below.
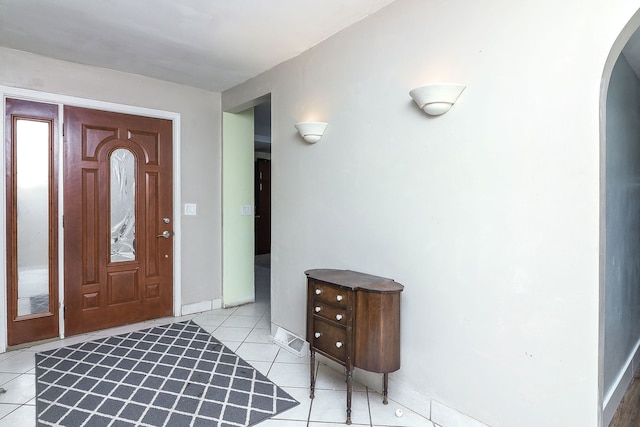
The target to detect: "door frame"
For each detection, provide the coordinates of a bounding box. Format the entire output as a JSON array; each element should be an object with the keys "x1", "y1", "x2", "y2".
[
  {"x1": 222, "y1": 94, "x2": 271, "y2": 310},
  {"x1": 0, "y1": 85, "x2": 182, "y2": 352}
]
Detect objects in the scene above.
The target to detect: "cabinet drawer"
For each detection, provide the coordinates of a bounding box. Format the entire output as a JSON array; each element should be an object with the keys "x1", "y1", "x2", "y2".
[
  {"x1": 311, "y1": 301, "x2": 348, "y2": 324},
  {"x1": 312, "y1": 318, "x2": 347, "y2": 362},
  {"x1": 310, "y1": 280, "x2": 349, "y2": 307}
]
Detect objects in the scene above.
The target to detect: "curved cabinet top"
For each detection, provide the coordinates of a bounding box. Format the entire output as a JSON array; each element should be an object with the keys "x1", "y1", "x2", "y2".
[{"x1": 305, "y1": 269, "x2": 404, "y2": 293}]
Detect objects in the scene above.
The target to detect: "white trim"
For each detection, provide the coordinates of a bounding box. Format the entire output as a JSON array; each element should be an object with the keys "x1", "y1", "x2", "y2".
[
  {"x1": 0, "y1": 98, "x2": 6, "y2": 353},
  {"x1": 315, "y1": 352, "x2": 489, "y2": 426},
  {"x1": 603, "y1": 336, "x2": 640, "y2": 425},
  {"x1": 432, "y1": 400, "x2": 491, "y2": 427},
  {"x1": 0, "y1": 85, "x2": 182, "y2": 350},
  {"x1": 181, "y1": 300, "x2": 213, "y2": 316},
  {"x1": 172, "y1": 111, "x2": 182, "y2": 317},
  {"x1": 57, "y1": 104, "x2": 65, "y2": 338},
  {"x1": 181, "y1": 299, "x2": 223, "y2": 316}
]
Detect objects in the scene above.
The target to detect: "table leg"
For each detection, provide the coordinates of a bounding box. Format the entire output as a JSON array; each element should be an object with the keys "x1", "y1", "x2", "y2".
[
  {"x1": 383, "y1": 372, "x2": 389, "y2": 404},
  {"x1": 310, "y1": 349, "x2": 316, "y2": 399},
  {"x1": 346, "y1": 368, "x2": 353, "y2": 425}
]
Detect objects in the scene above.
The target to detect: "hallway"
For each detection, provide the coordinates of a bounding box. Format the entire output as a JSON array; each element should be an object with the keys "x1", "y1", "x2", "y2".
[{"x1": 0, "y1": 259, "x2": 432, "y2": 426}]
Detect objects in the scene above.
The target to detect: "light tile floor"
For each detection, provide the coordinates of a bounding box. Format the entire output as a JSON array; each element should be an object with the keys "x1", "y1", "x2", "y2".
[{"x1": 0, "y1": 301, "x2": 434, "y2": 426}]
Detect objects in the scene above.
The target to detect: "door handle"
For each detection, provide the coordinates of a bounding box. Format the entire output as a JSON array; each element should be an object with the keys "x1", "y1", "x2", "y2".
[{"x1": 156, "y1": 230, "x2": 171, "y2": 239}]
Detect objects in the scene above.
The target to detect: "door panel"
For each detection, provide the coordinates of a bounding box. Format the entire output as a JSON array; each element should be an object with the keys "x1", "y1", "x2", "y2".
[
  {"x1": 5, "y1": 98, "x2": 59, "y2": 346},
  {"x1": 255, "y1": 158, "x2": 271, "y2": 255},
  {"x1": 64, "y1": 106, "x2": 173, "y2": 336}
]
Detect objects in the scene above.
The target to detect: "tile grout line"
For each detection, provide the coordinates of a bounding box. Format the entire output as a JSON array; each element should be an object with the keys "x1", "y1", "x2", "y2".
[
  {"x1": 232, "y1": 300, "x2": 313, "y2": 425},
  {"x1": 366, "y1": 386, "x2": 373, "y2": 427},
  {"x1": 307, "y1": 359, "x2": 318, "y2": 425},
  {"x1": 9, "y1": 301, "x2": 426, "y2": 426}
]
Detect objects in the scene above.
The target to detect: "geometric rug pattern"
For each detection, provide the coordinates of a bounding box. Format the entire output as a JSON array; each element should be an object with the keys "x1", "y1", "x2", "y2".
[{"x1": 36, "y1": 320, "x2": 299, "y2": 426}]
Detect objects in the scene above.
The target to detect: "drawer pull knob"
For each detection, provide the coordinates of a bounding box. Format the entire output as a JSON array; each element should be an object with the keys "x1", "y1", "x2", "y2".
[
  {"x1": 336, "y1": 295, "x2": 343, "y2": 302},
  {"x1": 335, "y1": 314, "x2": 343, "y2": 321},
  {"x1": 314, "y1": 332, "x2": 321, "y2": 338},
  {"x1": 315, "y1": 289, "x2": 322, "y2": 295},
  {"x1": 315, "y1": 306, "x2": 322, "y2": 313},
  {"x1": 336, "y1": 341, "x2": 343, "y2": 348}
]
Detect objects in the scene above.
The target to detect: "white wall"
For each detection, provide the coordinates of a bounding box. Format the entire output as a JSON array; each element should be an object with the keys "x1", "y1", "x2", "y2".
[
  {"x1": 0, "y1": 46, "x2": 223, "y2": 307},
  {"x1": 603, "y1": 53, "x2": 640, "y2": 421},
  {"x1": 1, "y1": 0, "x2": 639, "y2": 424},
  {"x1": 222, "y1": 0, "x2": 640, "y2": 425}
]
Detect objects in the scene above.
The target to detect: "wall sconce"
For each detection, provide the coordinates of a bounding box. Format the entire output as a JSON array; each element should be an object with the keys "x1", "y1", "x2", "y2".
[
  {"x1": 295, "y1": 122, "x2": 328, "y2": 143},
  {"x1": 409, "y1": 83, "x2": 465, "y2": 116}
]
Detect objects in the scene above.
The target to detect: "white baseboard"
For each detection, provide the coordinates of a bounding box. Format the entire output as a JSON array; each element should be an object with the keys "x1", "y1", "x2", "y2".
[
  {"x1": 384, "y1": 375, "x2": 432, "y2": 420},
  {"x1": 183, "y1": 299, "x2": 492, "y2": 427},
  {"x1": 223, "y1": 295, "x2": 254, "y2": 308},
  {"x1": 603, "y1": 337, "x2": 640, "y2": 425},
  {"x1": 315, "y1": 354, "x2": 489, "y2": 426},
  {"x1": 432, "y1": 400, "x2": 491, "y2": 427},
  {"x1": 181, "y1": 299, "x2": 213, "y2": 315}
]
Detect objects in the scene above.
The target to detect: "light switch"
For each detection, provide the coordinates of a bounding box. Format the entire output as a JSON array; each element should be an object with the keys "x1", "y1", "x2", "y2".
[
  {"x1": 241, "y1": 205, "x2": 253, "y2": 216},
  {"x1": 184, "y1": 203, "x2": 197, "y2": 216}
]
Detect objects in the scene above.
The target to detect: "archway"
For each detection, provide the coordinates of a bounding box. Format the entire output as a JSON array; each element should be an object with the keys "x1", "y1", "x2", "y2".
[{"x1": 600, "y1": 8, "x2": 640, "y2": 426}]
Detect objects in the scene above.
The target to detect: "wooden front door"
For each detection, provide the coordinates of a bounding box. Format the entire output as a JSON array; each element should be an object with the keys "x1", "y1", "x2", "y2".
[
  {"x1": 5, "y1": 98, "x2": 60, "y2": 346},
  {"x1": 63, "y1": 106, "x2": 173, "y2": 336}
]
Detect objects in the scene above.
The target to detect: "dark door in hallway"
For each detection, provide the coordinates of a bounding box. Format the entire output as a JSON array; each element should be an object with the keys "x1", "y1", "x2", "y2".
[
  {"x1": 255, "y1": 158, "x2": 271, "y2": 254},
  {"x1": 63, "y1": 106, "x2": 173, "y2": 336},
  {"x1": 5, "y1": 98, "x2": 60, "y2": 346}
]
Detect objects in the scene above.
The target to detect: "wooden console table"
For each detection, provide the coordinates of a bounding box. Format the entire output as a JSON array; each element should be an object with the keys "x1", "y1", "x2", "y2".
[{"x1": 305, "y1": 269, "x2": 404, "y2": 425}]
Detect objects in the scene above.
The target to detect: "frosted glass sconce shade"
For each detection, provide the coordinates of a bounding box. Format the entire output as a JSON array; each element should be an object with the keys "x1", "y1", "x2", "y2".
[
  {"x1": 295, "y1": 122, "x2": 328, "y2": 143},
  {"x1": 409, "y1": 83, "x2": 466, "y2": 115}
]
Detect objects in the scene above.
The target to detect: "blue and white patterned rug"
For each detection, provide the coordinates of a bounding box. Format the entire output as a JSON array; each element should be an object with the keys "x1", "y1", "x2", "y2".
[{"x1": 35, "y1": 320, "x2": 298, "y2": 426}]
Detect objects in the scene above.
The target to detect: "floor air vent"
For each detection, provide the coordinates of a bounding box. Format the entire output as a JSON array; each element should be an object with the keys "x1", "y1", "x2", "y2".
[{"x1": 273, "y1": 327, "x2": 308, "y2": 357}]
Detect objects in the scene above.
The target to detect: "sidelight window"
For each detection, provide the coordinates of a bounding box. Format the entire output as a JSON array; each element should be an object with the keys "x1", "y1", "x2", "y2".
[{"x1": 15, "y1": 119, "x2": 51, "y2": 316}]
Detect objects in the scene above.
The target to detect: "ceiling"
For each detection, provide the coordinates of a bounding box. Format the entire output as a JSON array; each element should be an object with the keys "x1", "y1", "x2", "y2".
[
  {"x1": 0, "y1": 0, "x2": 396, "y2": 92},
  {"x1": 4, "y1": 1, "x2": 640, "y2": 95}
]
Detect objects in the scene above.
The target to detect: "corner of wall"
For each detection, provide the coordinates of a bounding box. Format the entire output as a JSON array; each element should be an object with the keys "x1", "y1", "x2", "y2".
[
  {"x1": 431, "y1": 400, "x2": 491, "y2": 427},
  {"x1": 316, "y1": 354, "x2": 491, "y2": 426}
]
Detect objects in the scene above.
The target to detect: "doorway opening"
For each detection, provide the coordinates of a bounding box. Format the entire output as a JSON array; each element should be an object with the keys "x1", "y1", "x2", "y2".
[
  {"x1": 221, "y1": 95, "x2": 271, "y2": 314},
  {"x1": 2, "y1": 92, "x2": 181, "y2": 349},
  {"x1": 62, "y1": 106, "x2": 174, "y2": 336},
  {"x1": 600, "y1": 8, "x2": 640, "y2": 426},
  {"x1": 254, "y1": 101, "x2": 271, "y2": 305}
]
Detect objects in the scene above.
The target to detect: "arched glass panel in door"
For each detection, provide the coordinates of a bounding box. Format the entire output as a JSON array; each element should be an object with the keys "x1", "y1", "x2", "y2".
[{"x1": 110, "y1": 148, "x2": 136, "y2": 263}]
